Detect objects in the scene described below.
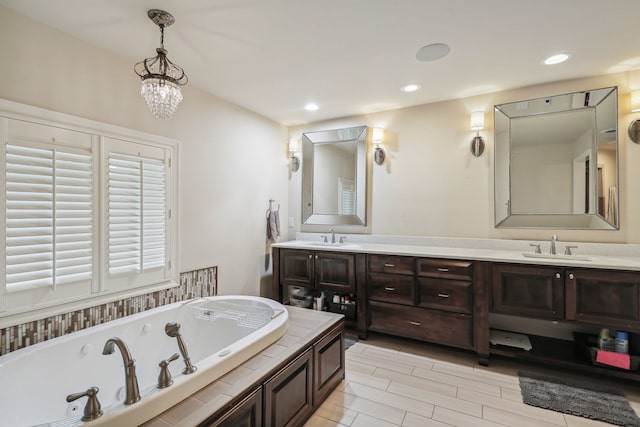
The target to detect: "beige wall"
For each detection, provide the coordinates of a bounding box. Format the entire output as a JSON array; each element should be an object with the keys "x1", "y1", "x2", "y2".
[
  {"x1": 289, "y1": 72, "x2": 640, "y2": 244},
  {"x1": 0, "y1": 6, "x2": 288, "y2": 296}
]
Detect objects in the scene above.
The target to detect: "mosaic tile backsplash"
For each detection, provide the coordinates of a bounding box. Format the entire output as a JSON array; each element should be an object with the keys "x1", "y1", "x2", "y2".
[{"x1": 0, "y1": 266, "x2": 217, "y2": 356}]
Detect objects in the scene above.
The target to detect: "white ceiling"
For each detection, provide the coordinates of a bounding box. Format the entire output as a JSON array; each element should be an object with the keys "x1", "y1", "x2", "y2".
[{"x1": 2, "y1": 0, "x2": 640, "y2": 126}]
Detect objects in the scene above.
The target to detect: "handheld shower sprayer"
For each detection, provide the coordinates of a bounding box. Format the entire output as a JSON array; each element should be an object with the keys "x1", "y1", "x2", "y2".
[{"x1": 165, "y1": 322, "x2": 197, "y2": 374}]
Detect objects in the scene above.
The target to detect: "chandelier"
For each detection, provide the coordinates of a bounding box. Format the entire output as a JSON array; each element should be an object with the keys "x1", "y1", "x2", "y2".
[{"x1": 134, "y1": 9, "x2": 188, "y2": 119}]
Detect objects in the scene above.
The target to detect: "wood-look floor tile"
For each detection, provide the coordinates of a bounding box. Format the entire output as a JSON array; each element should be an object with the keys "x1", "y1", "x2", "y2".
[
  {"x1": 373, "y1": 367, "x2": 458, "y2": 398},
  {"x1": 342, "y1": 382, "x2": 435, "y2": 419},
  {"x1": 482, "y1": 406, "x2": 565, "y2": 427},
  {"x1": 346, "y1": 369, "x2": 391, "y2": 390},
  {"x1": 385, "y1": 381, "x2": 481, "y2": 417},
  {"x1": 499, "y1": 386, "x2": 524, "y2": 402},
  {"x1": 351, "y1": 413, "x2": 402, "y2": 427},
  {"x1": 326, "y1": 390, "x2": 407, "y2": 424},
  {"x1": 563, "y1": 413, "x2": 618, "y2": 426},
  {"x1": 431, "y1": 406, "x2": 505, "y2": 427},
  {"x1": 303, "y1": 414, "x2": 349, "y2": 427},
  {"x1": 345, "y1": 359, "x2": 377, "y2": 375},
  {"x1": 402, "y1": 412, "x2": 453, "y2": 427},
  {"x1": 412, "y1": 366, "x2": 502, "y2": 396},
  {"x1": 347, "y1": 342, "x2": 367, "y2": 354},
  {"x1": 314, "y1": 400, "x2": 359, "y2": 425},
  {"x1": 456, "y1": 387, "x2": 565, "y2": 426},
  {"x1": 362, "y1": 346, "x2": 436, "y2": 370},
  {"x1": 346, "y1": 350, "x2": 415, "y2": 374}
]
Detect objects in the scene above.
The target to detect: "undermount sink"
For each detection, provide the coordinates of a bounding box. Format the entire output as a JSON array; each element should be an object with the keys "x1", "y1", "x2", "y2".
[
  {"x1": 522, "y1": 252, "x2": 592, "y2": 262},
  {"x1": 309, "y1": 242, "x2": 361, "y2": 249}
]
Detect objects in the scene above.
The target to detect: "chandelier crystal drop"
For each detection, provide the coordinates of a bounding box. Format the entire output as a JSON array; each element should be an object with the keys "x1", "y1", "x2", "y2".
[{"x1": 134, "y1": 9, "x2": 188, "y2": 119}]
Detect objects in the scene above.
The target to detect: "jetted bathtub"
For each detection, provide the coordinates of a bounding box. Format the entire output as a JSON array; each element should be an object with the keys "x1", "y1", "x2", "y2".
[{"x1": 0, "y1": 295, "x2": 289, "y2": 427}]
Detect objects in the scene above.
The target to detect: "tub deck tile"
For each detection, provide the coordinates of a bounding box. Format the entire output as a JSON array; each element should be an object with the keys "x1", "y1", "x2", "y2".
[{"x1": 144, "y1": 307, "x2": 342, "y2": 426}]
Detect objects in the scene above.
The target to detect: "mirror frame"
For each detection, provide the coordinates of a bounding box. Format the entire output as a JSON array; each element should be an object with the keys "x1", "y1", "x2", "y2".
[
  {"x1": 301, "y1": 125, "x2": 367, "y2": 226},
  {"x1": 494, "y1": 87, "x2": 619, "y2": 229}
]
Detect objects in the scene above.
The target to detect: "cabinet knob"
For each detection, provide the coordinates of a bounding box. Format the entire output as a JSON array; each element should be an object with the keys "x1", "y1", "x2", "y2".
[
  {"x1": 315, "y1": 255, "x2": 318, "y2": 259},
  {"x1": 308, "y1": 255, "x2": 312, "y2": 259},
  {"x1": 555, "y1": 273, "x2": 561, "y2": 279},
  {"x1": 569, "y1": 273, "x2": 574, "y2": 280}
]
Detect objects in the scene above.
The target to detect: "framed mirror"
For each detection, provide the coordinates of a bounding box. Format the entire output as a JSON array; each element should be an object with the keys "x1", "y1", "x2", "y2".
[
  {"x1": 495, "y1": 87, "x2": 618, "y2": 229},
  {"x1": 301, "y1": 126, "x2": 367, "y2": 226}
]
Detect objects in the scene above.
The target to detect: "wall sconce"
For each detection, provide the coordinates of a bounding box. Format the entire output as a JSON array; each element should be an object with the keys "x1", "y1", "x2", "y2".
[
  {"x1": 629, "y1": 90, "x2": 640, "y2": 144},
  {"x1": 372, "y1": 127, "x2": 385, "y2": 165},
  {"x1": 470, "y1": 111, "x2": 485, "y2": 157},
  {"x1": 289, "y1": 137, "x2": 300, "y2": 172}
]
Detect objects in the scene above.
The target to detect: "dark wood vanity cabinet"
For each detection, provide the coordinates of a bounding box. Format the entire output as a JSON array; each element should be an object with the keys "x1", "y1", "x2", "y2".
[
  {"x1": 199, "y1": 321, "x2": 345, "y2": 427},
  {"x1": 491, "y1": 263, "x2": 565, "y2": 320},
  {"x1": 566, "y1": 269, "x2": 640, "y2": 330},
  {"x1": 205, "y1": 387, "x2": 263, "y2": 427},
  {"x1": 367, "y1": 255, "x2": 477, "y2": 351},
  {"x1": 263, "y1": 348, "x2": 314, "y2": 427},
  {"x1": 278, "y1": 248, "x2": 355, "y2": 293}
]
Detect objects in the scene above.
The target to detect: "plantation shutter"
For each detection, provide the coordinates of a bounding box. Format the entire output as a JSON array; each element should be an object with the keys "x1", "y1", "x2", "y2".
[
  {"x1": 108, "y1": 153, "x2": 166, "y2": 276},
  {"x1": 5, "y1": 143, "x2": 93, "y2": 292}
]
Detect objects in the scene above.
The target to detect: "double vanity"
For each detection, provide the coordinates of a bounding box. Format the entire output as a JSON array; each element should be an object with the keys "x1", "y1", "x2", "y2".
[{"x1": 272, "y1": 235, "x2": 640, "y2": 381}]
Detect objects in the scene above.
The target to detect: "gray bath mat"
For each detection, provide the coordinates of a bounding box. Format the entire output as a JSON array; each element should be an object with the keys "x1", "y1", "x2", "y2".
[
  {"x1": 519, "y1": 371, "x2": 640, "y2": 426},
  {"x1": 345, "y1": 336, "x2": 358, "y2": 350}
]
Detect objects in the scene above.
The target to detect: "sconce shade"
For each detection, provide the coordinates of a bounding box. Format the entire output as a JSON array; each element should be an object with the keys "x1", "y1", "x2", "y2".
[
  {"x1": 631, "y1": 90, "x2": 640, "y2": 112},
  {"x1": 372, "y1": 127, "x2": 384, "y2": 145},
  {"x1": 470, "y1": 111, "x2": 485, "y2": 131},
  {"x1": 289, "y1": 137, "x2": 300, "y2": 153}
]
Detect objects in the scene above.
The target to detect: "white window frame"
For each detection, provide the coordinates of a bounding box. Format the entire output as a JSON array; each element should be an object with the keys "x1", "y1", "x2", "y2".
[{"x1": 0, "y1": 99, "x2": 179, "y2": 327}]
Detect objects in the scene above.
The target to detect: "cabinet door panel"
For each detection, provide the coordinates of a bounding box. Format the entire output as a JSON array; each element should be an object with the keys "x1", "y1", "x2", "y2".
[
  {"x1": 280, "y1": 249, "x2": 314, "y2": 288},
  {"x1": 316, "y1": 252, "x2": 356, "y2": 293},
  {"x1": 368, "y1": 255, "x2": 415, "y2": 275},
  {"x1": 491, "y1": 264, "x2": 564, "y2": 320},
  {"x1": 418, "y1": 278, "x2": 472, "y2": 314},
  {"x1": 566, "y1": 269, "x2": 640, "y2": 329},
  {"x1": 314, "y1": 326, "x2": 345, "y2": 404},
  {"x1": 369, "y1": 301, "x2": 473, "y2": 349},
  {"x1": 203, "y1": 387, "x2": 262, "y2": 427},
  {"x1": 368, "y1": 273, "x2": 415, "y2": 305},
  {"x1": 264, "y1": 348, "x2": 313, "y2": 427}
]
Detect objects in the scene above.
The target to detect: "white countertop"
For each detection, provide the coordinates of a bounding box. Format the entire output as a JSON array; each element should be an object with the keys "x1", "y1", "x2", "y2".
[{"x1": 272, "y1": 235, "x2": 640, "y2": 271}]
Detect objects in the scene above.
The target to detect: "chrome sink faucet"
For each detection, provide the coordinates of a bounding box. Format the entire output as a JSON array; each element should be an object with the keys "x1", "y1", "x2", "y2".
[
  {"x1": 329, "y1": 228, "x2": 336, "y2": 244},
  {"x1": 102, "y1": 337, "x2": 140, "y2": 405},
  {"x1": 550, "y1": 234, "x2": 558, "y2": 255}
]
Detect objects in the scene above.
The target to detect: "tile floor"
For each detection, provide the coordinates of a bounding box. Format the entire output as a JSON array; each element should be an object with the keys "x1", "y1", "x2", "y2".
[{"x1": 305, "y1": 334, "x2": 640, "y2": 427}]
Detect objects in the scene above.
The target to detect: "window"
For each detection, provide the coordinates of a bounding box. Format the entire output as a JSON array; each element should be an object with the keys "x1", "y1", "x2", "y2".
[{"x1": 1, "y1": 112, "x2": 177, "y2": 318}]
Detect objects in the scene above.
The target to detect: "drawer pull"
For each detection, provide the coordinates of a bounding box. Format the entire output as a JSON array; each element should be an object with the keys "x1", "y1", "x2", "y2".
[
  {"x1": 384, "y1": 263, "x2": 395, "y2": 267},
  {"x1": 437, "y1": 293, "x2": 450, "y2": 298},
  {"x1": 568, "y1": 273, "x2": 575, "y2": 280},
  {"x1": 437, "y1": 267, "x2": 449, "y2": 272},
  {"x1": 384, "y1": 287, "x2": 396, "y2": 292},
  {"x1": 555, "y1": 272, "x2": 561, "y2": 279},
  {"x1": 409, "y1": 321, "x2": 421, "y2": 326}
]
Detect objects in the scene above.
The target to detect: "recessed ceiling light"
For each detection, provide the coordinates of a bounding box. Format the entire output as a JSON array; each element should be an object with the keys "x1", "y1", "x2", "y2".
[
  {"x1": 304, "y1": 102, "x2": 319, "y2": 111},
  {"x1": 401, "y1": 84, "x2": 422, "y2": 93},
  {"x1": 415, "y1": 43, "x2": 451, "y2": 62},
  {"x1": 543, "y1": 53, "x2": 572, "y2": 65}
]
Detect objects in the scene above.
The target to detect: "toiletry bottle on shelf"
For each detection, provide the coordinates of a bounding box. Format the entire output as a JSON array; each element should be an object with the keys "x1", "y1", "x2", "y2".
[{"x1": 615, "y1": 331, "x2": 629, "y2": 354}]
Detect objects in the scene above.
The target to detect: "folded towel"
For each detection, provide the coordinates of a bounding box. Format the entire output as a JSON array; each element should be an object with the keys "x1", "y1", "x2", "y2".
[{"x1": 267, "y1": 210, "x2": 280, "y2": 240}]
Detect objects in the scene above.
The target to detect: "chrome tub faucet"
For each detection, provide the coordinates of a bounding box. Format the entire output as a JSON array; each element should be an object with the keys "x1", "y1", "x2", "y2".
[{"x1": 102, "y1": 337, "x2": 140, "y2": 405}]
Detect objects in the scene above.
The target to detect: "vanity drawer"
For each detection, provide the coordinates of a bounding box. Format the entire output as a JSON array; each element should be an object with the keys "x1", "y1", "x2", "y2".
[
  {"x1": 369, "y1": 301, "x2": 473, "y2": 349},
  {"x1": 417, "y1": 258, "x2": 472, "y2": 281},
  {"x1": 368, "y1": 255, "x2": 415, "y2": 275},
  {"x1": 417, "y1": 278, "x2": 472, "y2": 314},
  {"x1": 368, "y1": 273, "x2": 415, "y2": 305}
]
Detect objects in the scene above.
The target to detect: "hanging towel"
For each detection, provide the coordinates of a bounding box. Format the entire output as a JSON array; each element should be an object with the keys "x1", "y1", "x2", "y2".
[{"x1": 267, "y1": 209, "x2": 280, "y2": 240}]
